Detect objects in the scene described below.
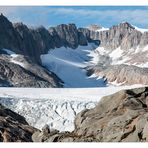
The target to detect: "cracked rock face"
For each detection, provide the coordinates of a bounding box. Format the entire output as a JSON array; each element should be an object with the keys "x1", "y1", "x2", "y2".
[
  {"x1": 80, "y1": 22, "x2": 148, "y2": 51},
  {"x1": 34, "y1": 87, "x2": 148, "y2": 142},
  {"x1": 73, "y1": 87, "x2": 148, "y2": 142}
]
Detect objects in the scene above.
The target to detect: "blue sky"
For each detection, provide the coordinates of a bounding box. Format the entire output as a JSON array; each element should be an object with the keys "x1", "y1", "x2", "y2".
[{"x1": 0, "y1": 6, "x2": 148, "y2": 28}]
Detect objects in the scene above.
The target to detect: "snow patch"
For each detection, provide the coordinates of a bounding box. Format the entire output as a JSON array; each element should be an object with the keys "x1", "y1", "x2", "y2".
[
  {"x1": 108, "y1": 79, "x2": 126, "y2": 86},
  {"x1": 96, "y1": 27, "x2": 109, "y2": 32},
  {"x1": 133, "y1": 25, "x2": 148, "y2": 33},
  {"x1": 109, "y1": 47, "x2": 123, "y2": 60},
  {"x1": 136, "y1": 62, "x2": 148, "y2": 68},
  {"x1": 2, "y1": 48, "x2": 15, "y2": 55},
  {"x1": 1, "y1": 48, "x2": 26, "y2": 68},
  {"x1": 11, "y1": 58, "x2": 26, "y2": 68}
]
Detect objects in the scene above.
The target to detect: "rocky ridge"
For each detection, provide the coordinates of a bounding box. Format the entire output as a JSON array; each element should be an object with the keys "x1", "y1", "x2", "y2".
[
  {"x1": 1, "y1": 14, "x2": 148, "y2": 65},
  {"x1": 0, "y1": 55, "x2": 63, "y2": 87}
]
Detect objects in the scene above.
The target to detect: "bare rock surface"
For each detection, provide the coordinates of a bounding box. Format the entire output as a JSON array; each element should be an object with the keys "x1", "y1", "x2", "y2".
[
  {"x1": 0, "y1": 103, "x2": 37, "y2": 142},
  {"x1": 80, "y1": 22, "x2": 148, "y2": 50},
  {"x1": 0, "y1": 55, "x2": 63, "y2": 87},
  {"x1": 92, "y1": 64, "x2": 148, "y2": 85}
]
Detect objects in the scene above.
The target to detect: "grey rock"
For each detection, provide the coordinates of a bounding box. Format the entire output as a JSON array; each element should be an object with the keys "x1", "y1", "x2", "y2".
[
  {"x1": 32, "y1": 126, "x2": 60, "y2": 142},
  {"x1": 0, "y1": 55, "x2": 63, "y2": 87},
  {"x1": 42, "y1": 124, "x2": 50, "y2": 135},
  {"x1": 143, "y1": 123, "x2": 148, "y2": 140},
  {"x1": 78, "y1": 31, "x2": 88, "y2": 46},
  {"x1": 80, "y1": 22, "x2": 148, "y2": 50},
  {"x1": 92, "y1": 64, "x2": 148, "y2": 85},
  {"x1": 51, "y1": 24, "x2": 79, "y2": 49},
  {"x1": 0, "y1": 14, "x2": 22, "y2": 53},
  {"x1": 139, "y1": 32, "x2": 148, "y2": 47},
  {"x1": 72, "y1": 87, "x2": 148, "y2": 142},
  {"x1": 32, "y1": 131, "x2": 43, "y2": 142}
]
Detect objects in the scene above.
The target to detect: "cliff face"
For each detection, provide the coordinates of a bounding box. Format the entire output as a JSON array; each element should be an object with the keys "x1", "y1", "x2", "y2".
[
  {"x1": 0, "y1": 14, "x2": 22, "y2": 53},
  {"x1": 73, "y1": 87, "x2": 148, "y2": 142},
  {"x1": 1, "y1": 14, "x2": 148, "y2": 63},
  {"x1": 80, "y1": 22, "x2": 148, "y2": 50},
  {"x1": 48, "y1": 24, "x2": 87, "y2": 49},
  {"x1": 0, "y1": 14, "x2": 89, "y2": 63}
]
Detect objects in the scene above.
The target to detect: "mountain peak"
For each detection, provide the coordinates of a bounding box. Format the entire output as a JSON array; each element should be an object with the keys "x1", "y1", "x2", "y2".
[
  {"x1": 0, "y1": 13, "x2": 11, "y2": 24},
  {"x1": 117, "y1": 22, "x2": 135, "y2": 29}
]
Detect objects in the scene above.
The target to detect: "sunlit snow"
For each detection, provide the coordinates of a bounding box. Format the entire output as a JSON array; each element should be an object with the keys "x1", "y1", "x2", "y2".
[{"x1": 41, "y1": 44, "x2": 106, "y2": 88}]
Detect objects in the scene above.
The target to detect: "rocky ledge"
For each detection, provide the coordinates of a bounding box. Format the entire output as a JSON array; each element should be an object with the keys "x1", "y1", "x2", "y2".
[{"x1": 32, "y1": 87, "x2": 148, "y2": 142}]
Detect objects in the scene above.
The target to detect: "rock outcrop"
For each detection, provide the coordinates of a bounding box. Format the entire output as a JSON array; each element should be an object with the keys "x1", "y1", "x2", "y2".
[
  {"x1": 0, "y1": 55, "x2": 63, "y2": 87},
  {"x1": 33, "y1": 87, "x2": 148, "y2": 142},
  {"x1": 0, "y1": 103, "x2": 37, "y2": 142},
  {"x1": 73, "y1": 87, "x2": 148, "y2": 142},
  {"x1": 91, "y1": 64, "x2": 148, "y2": 85},
  {"x1": 0, "y1": 13, "x2": 148, "y2": 64},
  {"x1": 48, "y1": 24, "x2": 87, "y2": 49}
]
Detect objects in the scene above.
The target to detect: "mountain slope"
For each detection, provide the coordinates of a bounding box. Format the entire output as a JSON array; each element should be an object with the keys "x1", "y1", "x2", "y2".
[{"x1": 0, "y1": 50, "x2": 63, "y2": 87}]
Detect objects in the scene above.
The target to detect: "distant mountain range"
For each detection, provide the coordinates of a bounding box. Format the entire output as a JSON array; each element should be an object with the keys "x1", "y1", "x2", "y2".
[{"x1": 0, "y1": 13, "x2": 148, "y2": 87}]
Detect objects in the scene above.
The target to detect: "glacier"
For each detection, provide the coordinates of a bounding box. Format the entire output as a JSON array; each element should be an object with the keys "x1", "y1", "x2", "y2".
[
  {"x1": 0, "y1": 86, "x2": 144, "y2": 132},
  {"x1": 40, "y1": 44, "x2": 106, "y2": 88}
]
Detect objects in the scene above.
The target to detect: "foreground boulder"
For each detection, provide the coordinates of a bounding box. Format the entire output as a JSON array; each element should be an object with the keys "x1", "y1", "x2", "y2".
[
  {"x1": 34, "y1": 87, "x2": 148, "y2": 142},
  {"x1": 0, "y1": 104, "x2": 37, "y2": 142},
  {"x1": 74, "y1": 87, "x2": 148, "y2": 142}
]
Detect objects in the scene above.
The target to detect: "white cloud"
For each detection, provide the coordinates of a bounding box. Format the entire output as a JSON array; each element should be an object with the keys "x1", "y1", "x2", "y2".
[
  {"x1": 0, "y1": 6, "x2": 148, "y2": 27},
  {"x1": 47, "y1": 8, "x2": 148, "y2": 25}
]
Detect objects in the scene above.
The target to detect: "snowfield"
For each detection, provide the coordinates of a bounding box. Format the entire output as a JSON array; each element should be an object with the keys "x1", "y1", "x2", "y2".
[
  {"x1": 41, "y1": 44, "x2": 106, "y2": 88},
  {"x1": 0, "y1": 85, "x2": 144, "y2": 132}
]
